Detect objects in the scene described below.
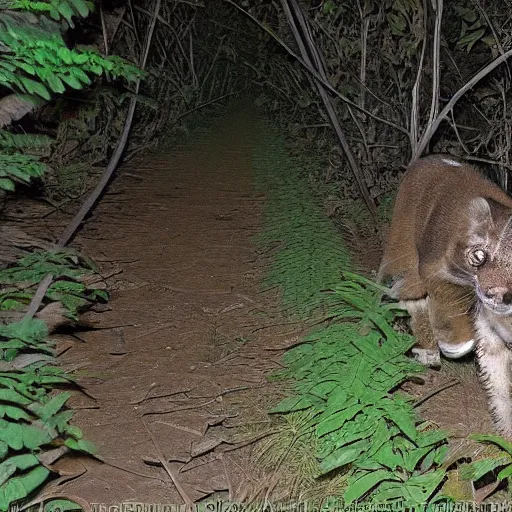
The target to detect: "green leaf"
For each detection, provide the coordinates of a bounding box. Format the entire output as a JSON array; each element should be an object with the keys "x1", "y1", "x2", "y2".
[
  {"x1": 64, "y1": 437, "x2": 96, "y2": 454},
  {"x1": 71, "y1": 67, "x2": 91, "y2": 85},
  {"x1": 0, "y1": 465, "x2": 50, "y2": 506},
  {"x1": 45, "y1": 499, "x2": 84, "y2": 512},
  {"x1": 0, "y1": 421, "x2": 23, "y2": 450},
  {"x1": 271, "y1": 395, "x2": 314, "y2": 414},
  {"x1": 319, "y1": 439, "x2": 370, "y2": 474},
  {"x1": 0, "y1": 318, "x2": 48, "y2": 344},
  {"x1": 57, "y1": 47, "x2": 74, "y2": 65},
  {"x1": 22, "y1": 423, "x2": 55, "y2": 450},
  {"x1": 90, "y1": 289, "x2": 108, "y2": 301},
  {"x1": 0, "y1": 406, "x2": 31, "y2": 422},
  {"x1": 344, "y1": 469, "x2": 399, "y2": 503},
  {"x1": 458, "y1": 28, "x2": 486, "y2": 52},
  {"x1": 497, "y1": 464, "x2": 512, "y2": 480},
  {"x1": 60, "y1": 73, "x2": 83, "y2": 90},
  {"x1": 498, "y1": 463, "x2": 512, "y2": 480},
  {"x1": 317, "y1": 403, "x2": 364, "y2": 437},
  {"x1": 373, "y1": 442, "x2": 404, "y2": 470},
  {"x1": 31, "y1": 392, "x2": 70, "y2": 421},
  {"x1": 471, "y1": 433, "x2": 512, "y2": 454},
  {"x1": 377, "y1": 398, "x2": 418, "y2": 440},
  {"x1": 0, "y1": 442, "x2": 7, "y2": 460},
  {"x1": 460, "y1": 457, "x2": 511, "y2": 481},
  {"x1": 402, "y1": 446, "x2": 436, "y2": 473},
  {"x1": 0, "y1": 179, "x2": 15, "y2": 191},
  {"x1": 15, "y1": 62, "x2": 35, "y2": 75},
  {"x1": 19, "y1": 77, "x2": 50, "y2": 100},
  {"x1": 0, "y1": 454, "x2": 39, "y2": 486},
  {"x1": 57, "y1": 2, "x2": 75, "y2": 24},
  {"x1": 0, "y1": 463, "x2": 16, "y2": 489},
  {"x1": 46, "y1": 73, "x2": 65, "y2": 93},
  {"x1": 0, "y1": 390, "x2": 31, "y2": 407},
  {"x1": 65, "y1": 424, "x2": 83, "y2": 439},
  {"x1": 70, "y1": 0, "x2": 92, "y2": 17},
  {"x1": 45, "y1": 410, "x2": 74, "y2": 432}
]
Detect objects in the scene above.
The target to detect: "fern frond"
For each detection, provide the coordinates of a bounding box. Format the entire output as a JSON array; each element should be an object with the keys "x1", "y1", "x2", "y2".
[
  {"x1": 0, "y1": 131, "x2": 53, "y2": 152},
  {"x1": 10, "y1": 0, "x2": 94, "y2": 27},
  {"x1": 0, "y1": 153, "x2": 46, "y2": 191}
]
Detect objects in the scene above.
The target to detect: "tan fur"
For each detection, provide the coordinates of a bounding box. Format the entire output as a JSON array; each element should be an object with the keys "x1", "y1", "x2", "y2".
[
  {"x1": 380, "y1": 154, "x2": 512, "y2": 436},
  {"x1": 475, "y1": 309, "x2": 512, "y2": 437}
]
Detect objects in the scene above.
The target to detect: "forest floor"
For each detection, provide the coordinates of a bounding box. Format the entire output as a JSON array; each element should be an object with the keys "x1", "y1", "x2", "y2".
[
  {"x1": 3, "y1": 106, "x2": 496, "y2": 505},
  {"x1": 38, "y1": 108, "x2": 295, "y2": 504}
]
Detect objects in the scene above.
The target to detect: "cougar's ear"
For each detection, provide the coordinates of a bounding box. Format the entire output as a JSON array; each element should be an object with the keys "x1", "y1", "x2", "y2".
[
  {"x1": 486, "y1": 197, "x2": 512, "y2": 225},
  {"x1": 467, "y1": 197, "x2": 492, "y2": 244}
]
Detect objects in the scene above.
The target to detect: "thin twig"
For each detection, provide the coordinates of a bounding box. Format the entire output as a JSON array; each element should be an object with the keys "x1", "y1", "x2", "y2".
[
  {"x1": 410, "y1": 0, "x2": 427, "y2": 151},
  {"x1": 424, "y1": 0, "x2": 443, "y2": 141},
  {"x1": 414, "y1": 378, "x2": 460, "y2": 408},
  {"x1": 142, "y1": 386, "x2": 253, "y2": 416},
  {"x1": 143, "y1": 420, "x2": 194, "y2": 507},
  {"x1": 130, "y1": 387, "x2": 193, "y2": 405},
  {"x1": 222, "y1": 429, "x2": 280, "y2": 452},
  {"x1": 201, "y1": 35, "x2": 227, "y2": 93},
  {"x1": 174, "y1": 91, "x2": 241, "y2": 122},
  {"x1": 99, "y1": 3, "x2": 109, "y2": 55},
  {"x1": 358, "y1": 5, "x2": 369, "y2": 109},
  {"x1": 465, "y1": 155, "x2": 512, "y2": 170},
  {"x1": 101, "y1": 458, "x2": 169, "y2": 482},
  {"x1": 471, "y1": 0, "x2": 510, "y2": 80}
]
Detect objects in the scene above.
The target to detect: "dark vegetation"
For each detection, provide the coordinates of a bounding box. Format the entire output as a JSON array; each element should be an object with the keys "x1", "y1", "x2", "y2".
[{"x1": 2, "y1": 0, "x2": 512, "y2": 509}]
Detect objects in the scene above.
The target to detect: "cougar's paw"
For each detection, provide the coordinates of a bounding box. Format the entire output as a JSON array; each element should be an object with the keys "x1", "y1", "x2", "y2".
[
  {"x1": 411, "y1": 348, "x2": 441, "y2": 368},
  {"x1": 437, "y1": 339, "x2": 475, "y2": 359}
]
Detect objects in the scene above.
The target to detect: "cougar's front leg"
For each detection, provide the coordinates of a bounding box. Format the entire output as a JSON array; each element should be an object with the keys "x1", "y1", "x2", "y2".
[
  {"x1": 401, "y1": 298, "x2": 440, "y2": 367},
  {"x1": 475, "y1": 311, "x2": 512, "y2": 438},
  {"x1": 426, "y1": 282, "x2": 476, "y2": 359}
]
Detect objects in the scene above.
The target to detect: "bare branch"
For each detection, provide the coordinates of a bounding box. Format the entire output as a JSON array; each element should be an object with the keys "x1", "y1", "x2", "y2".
[
  {"x1": 413, "y1": 46, "x2": 512, "y2": 160},
  {"x1": 280, "y1": 0, "x2": 377, "y2": 218}
]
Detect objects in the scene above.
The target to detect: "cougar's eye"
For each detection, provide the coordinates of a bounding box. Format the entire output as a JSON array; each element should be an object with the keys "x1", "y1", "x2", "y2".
[{"x1": 468, "y1": 248, "x2": 487, "y2": 267}]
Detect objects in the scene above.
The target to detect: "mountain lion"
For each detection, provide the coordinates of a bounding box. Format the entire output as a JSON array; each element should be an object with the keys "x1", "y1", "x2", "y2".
[{"x1": 379, "y1": 154, "x2": 512, "y2": 437}]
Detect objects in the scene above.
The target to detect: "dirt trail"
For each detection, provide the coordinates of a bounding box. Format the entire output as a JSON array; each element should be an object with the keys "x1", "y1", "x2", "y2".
[{"x1": 52, "y1": 110, "x2": 286, "y2": 504}]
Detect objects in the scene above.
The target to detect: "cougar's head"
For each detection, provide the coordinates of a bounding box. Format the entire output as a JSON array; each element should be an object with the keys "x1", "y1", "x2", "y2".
[{"x1": 463, "y1": 197, "x2": 512, "y2": 316}]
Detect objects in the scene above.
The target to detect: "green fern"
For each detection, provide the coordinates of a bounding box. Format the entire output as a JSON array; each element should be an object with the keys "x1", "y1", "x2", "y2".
[
  {"x1": 0, "y1": 317, "x2": 53, "y2": 359},
  {"x1": 0, "y1": 153, "x2": 46, "y2": 191},
  {"x1": 0, "y1": 356, "x2": 93, "y2": 509},
  {"x1": 11, "y1": 0, "x2": 94, "y2": 26},
  {"x1": 254, "y1": 122, "x2": 450, "y2": 506},
  {"x1": 0, "y1": 317, "x2": 95, "y2": 510},
  {"x1": 0, "y1": 131, "x2": 53, "y2": 153},
  {"x1": 0, "y1": 249, "x2": 108, "y2": 319},
  {"x1": 0, "y1": 12, "x2": 142, "y2": 100},
  {"x1": 0, "y1": 131, "x2": 52, "y2": 191},
  {"x1": 0, "y1": 248, "x2": 104, "y2": 509}
]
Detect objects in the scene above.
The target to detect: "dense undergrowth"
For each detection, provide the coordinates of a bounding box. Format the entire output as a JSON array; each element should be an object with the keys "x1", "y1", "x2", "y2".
[
  {"x1": 0, "y1": 249, "x2": 107, "y2": 510},
  {"x1": 253, "y1": 120, "x2": 460, "y2": 506},
  {"x1": 0, "y1": 2, "x2": 137, "y2": 508}
]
